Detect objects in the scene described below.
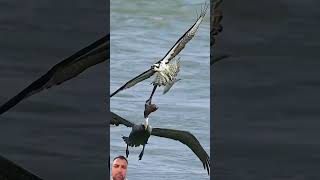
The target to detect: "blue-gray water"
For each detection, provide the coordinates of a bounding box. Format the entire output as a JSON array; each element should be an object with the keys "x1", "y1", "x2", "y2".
[
  {"x1": 213, "y1": 0, "x2": 320, "y2": 179},
  {"x1": 110, "y1": 0, "x2": 210, "y2": 179},
  {"x1": 0, "y1": 1, "x2": 107, "y2": 179}
]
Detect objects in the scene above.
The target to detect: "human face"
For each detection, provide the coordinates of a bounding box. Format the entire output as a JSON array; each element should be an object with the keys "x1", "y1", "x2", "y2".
[{"x1": 112, "y1": 158, "x2": 128, "y2": 180}]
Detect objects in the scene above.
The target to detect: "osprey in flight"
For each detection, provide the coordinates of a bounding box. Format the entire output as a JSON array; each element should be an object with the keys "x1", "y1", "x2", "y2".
[{"x1": 110, "y1": 3, "x2": 209, "y2": 104}]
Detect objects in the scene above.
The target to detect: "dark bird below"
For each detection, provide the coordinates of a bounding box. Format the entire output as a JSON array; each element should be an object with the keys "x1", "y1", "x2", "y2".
[
  {"x1": 0, "y1": 35, "x2": 109, "y2": 115},
  {"x1": 110, "y1": 111, "x2": 210, "y2": 175}
]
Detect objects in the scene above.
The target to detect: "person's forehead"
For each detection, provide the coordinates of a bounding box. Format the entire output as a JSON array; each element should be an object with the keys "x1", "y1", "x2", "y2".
[{"x1": 113, "y1": 158, "x2": 128, "y2": 165}]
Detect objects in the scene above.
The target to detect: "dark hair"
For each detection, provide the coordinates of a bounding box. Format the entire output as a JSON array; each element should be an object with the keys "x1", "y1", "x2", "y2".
[{"x1": 113, "y1": 155, "x2": 128, "y2": 164}]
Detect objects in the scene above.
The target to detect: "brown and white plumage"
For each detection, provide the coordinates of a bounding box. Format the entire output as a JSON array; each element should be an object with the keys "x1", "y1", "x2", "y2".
[
  {"x1": 110, "y1": 3, "x2": 209, "y2": 98},
  {"x1": 0, "y1": 35, "x2": 109, "y2": 115},
  {"x1": 152, "y1": 58, "x2": 181, "y2": 93}
]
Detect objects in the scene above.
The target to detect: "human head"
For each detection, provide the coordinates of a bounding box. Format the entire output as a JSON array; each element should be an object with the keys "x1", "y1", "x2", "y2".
[{"x1": 112, "y1": 155, "x2": 128, "y2": 180}]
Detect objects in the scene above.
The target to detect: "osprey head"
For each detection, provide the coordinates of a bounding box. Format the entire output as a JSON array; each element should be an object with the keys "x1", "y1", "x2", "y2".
[{"x1": 151, "y1": 63, "x2": 160, "y2": 71}]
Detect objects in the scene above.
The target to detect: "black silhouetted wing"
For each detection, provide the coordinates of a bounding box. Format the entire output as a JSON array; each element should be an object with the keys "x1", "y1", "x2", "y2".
[
  {"x1": 211, "y1": 54, "x2": 229, "y2": 65},
  {"x1": 0, "y1": 35, "x2": 108, "y2": 115}
]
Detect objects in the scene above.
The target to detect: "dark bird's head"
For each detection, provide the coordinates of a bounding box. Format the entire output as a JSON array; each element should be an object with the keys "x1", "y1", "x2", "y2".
[{"x1": 144, "y1": 101, "x2": 158, "y2": 118}]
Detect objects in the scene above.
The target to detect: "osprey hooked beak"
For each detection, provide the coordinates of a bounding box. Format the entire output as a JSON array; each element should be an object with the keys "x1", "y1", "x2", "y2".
[{"x1": 151, "y1": 63, "x2": 160, "y2": 71}]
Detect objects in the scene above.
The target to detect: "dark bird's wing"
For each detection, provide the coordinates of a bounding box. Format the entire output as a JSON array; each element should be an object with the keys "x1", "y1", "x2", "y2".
[
  {"x1": 159, "y1": 3, "x2": 209, "y2": 64},
  {"x1": 110, "y1": 69, "x2": 155, "y2": 97},
  {"x1": 110, "y1": 111, "x2": 135, "y2": 127},
  {"x1": 151, "y1": 128, "x2": 210, "y2": 175},
  {"x1": 0, "y1": 35, "x2": 108, "y2": 115}
]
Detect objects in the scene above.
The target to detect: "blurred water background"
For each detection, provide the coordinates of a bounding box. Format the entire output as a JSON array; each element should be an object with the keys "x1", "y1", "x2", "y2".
[
  {"x1": 213, "y1": 1, "x2": 320, "y2": 179},
  {"x1": 110, "y1": 0, "x2": 210, "y2": 179}
]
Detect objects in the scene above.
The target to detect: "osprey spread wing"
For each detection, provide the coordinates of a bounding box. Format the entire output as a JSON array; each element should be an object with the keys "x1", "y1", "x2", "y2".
[{"x1": 110, "y1": 4, "x2": 209, "y2": 97}]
